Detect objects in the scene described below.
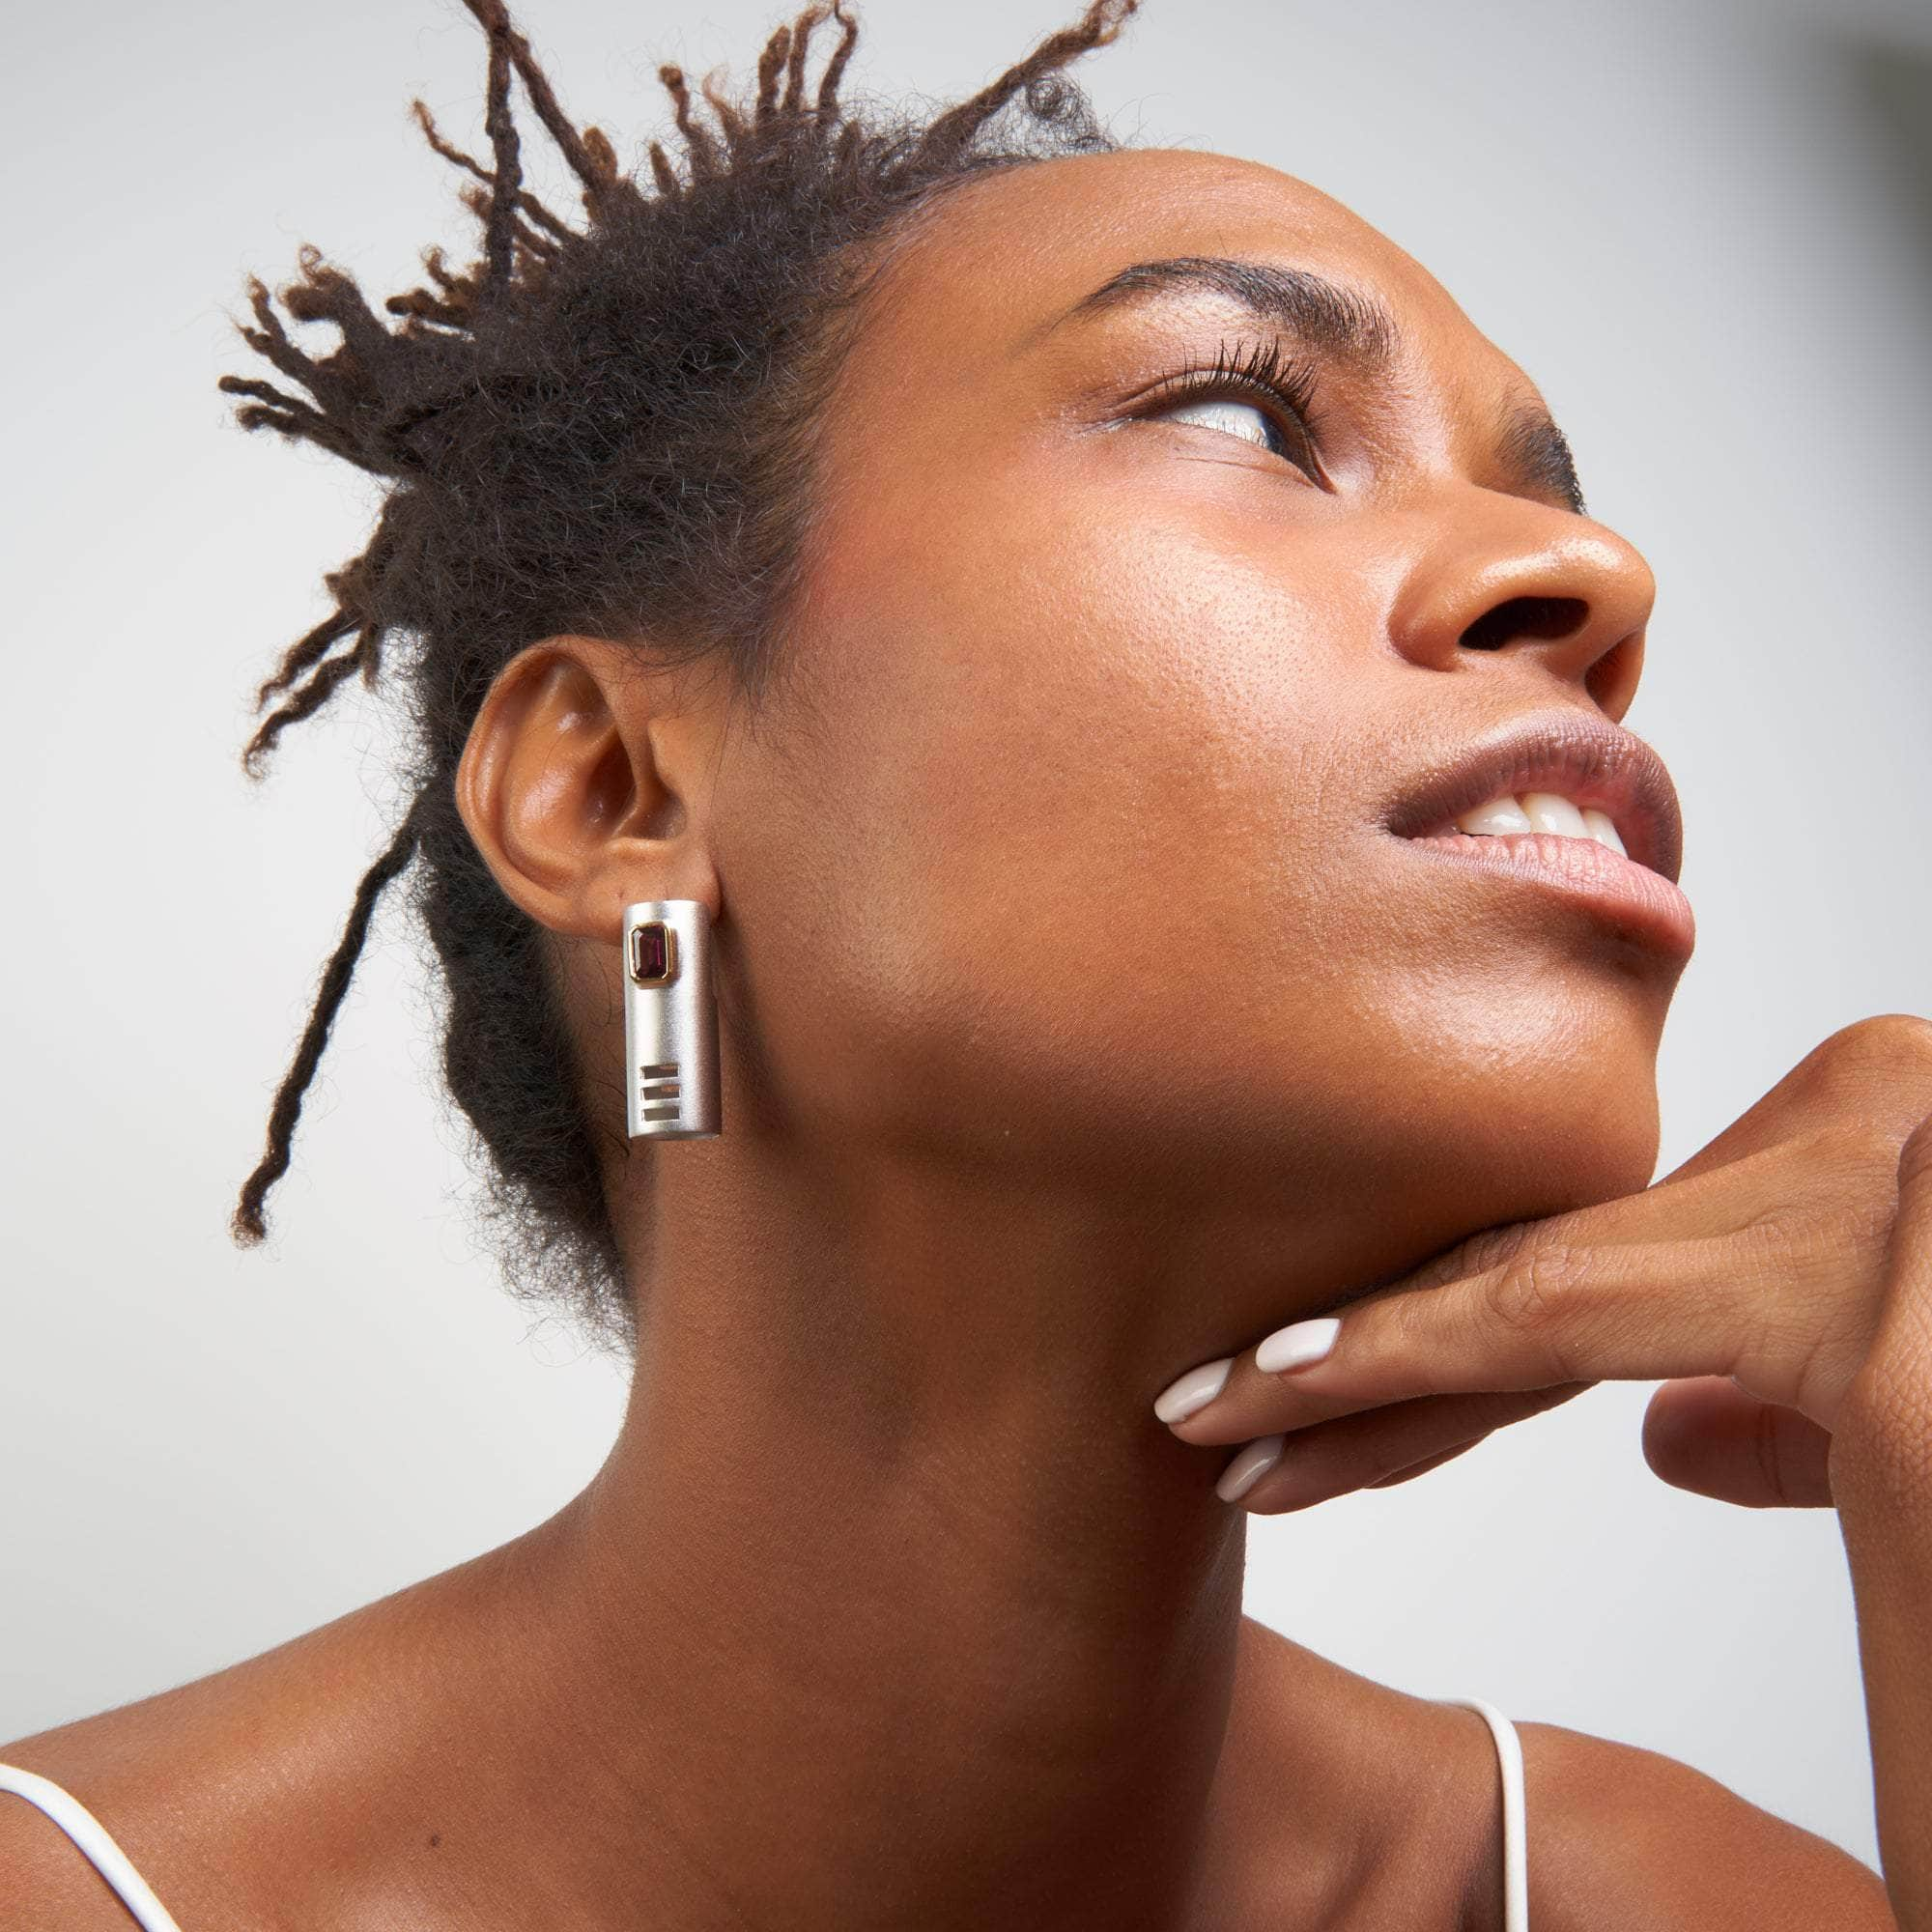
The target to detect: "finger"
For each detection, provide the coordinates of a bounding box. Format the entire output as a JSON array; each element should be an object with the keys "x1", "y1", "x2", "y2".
[
  {"x1": 1640, "y1": 1376, "x2": 1834, "y2": 1508},
  {"x1": 1365, "y1": 1441, "x2": 1482, "y2": 1488},
  {"x1": 1162, "y1": 1232, "x2": 1756, "y2": 1447},
  {"x1": 1214, "y1": 1383, "x2": 1584, "y2": 1514},
  {"x1": 1658, "y1": 1016, "x2": 1932, "y2": 1190}
]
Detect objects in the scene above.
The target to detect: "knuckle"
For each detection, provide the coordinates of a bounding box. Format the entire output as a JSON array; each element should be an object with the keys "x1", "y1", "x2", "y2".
[
  {"x1": 1880, "y1": 1013, "x2": 1932, "y2": 1066},
  {"x1": 1803, "y1": 1014, "x2": 1932, "y2": 1107},
  {"x1": 1828, "y1": 1012, "x2": 1932, "y2": 1066},
  {"x1": 1481, "y1": 1242, "x2": 1581, "y2": 1335},
  {"x1": 1457, "y1": 1222, "x2": 1540, "y2": 1277},
  {"x1": 1396, "y1": 1219, "x2": 1536, "y2": 1295}
]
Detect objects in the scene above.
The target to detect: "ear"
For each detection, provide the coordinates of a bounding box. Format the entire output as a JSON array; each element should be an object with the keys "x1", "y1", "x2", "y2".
[{"x1": 454, "y1": 635, "x2": 723, "y2": 943}]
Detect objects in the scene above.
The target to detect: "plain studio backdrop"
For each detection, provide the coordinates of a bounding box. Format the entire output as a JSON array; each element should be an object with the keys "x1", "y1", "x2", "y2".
[{"x1": 4, "y1": 0, "x2": 1929, "y2": 1872}]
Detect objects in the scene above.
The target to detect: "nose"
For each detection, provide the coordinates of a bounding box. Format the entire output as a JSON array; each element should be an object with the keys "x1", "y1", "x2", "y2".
[{"x1": 1387, "y1": 500, "x2": 1658, "y2": 723}]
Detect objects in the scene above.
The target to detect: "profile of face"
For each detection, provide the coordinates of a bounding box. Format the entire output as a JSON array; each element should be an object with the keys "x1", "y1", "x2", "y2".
[{"x1": 481, "y1": 144, "x2": 1693, "y2": 1337}]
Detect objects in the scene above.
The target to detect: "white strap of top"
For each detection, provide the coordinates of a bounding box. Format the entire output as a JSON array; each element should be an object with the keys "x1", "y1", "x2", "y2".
[
  {"x1": 1435, "y1": 1696, "x2": 1528, "y2": 1932},
  {"x1": 0, "y1": 1761, "x2": 186, "y2": 1931}
]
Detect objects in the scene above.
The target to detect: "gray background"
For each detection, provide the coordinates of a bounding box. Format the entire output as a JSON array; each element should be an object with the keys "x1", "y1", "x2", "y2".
[{"x1": 4, "y1": 0, "x2": 1929, "y2": 1871}]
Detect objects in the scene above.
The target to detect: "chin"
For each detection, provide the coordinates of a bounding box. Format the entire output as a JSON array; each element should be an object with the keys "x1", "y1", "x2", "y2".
[
  {"x1": 1430, "y1": 1056, "x2": 1664, "y2": 1237},
  {"x1": 1316, "y1": 980, "x2": 1670, "y2": 1252}
]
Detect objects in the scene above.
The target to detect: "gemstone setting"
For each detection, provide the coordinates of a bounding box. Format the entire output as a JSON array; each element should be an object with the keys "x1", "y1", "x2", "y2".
[{"x1": 629, "y1": 920, "x2": 679, "y2": 987}]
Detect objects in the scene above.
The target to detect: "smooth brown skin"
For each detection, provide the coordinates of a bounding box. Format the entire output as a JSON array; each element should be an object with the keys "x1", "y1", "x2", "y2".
[{"x1": 0, "y1": 147, "x2": 1900, "y2": 1928}]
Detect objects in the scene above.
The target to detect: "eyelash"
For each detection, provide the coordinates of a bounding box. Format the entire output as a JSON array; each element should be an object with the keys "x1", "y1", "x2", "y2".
[{"x1": 1134, "y1": 335, "x2": 1325, "y2": 475}]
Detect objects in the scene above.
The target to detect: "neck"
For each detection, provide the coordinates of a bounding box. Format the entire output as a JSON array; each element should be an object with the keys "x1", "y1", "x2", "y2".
[{"x1": 466, "y1": 1140, "x2": 1454, "y2": 1931}]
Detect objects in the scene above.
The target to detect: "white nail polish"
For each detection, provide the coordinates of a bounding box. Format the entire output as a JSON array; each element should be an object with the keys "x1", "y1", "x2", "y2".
[
  {"x1": 1153, "y1": 1356, "x2": 1235, "y2": 1425},
  {"x1": 1215, "y1": 1435, "x2": 1285, "y2": 1504},
  {"x1": 1255, "y1": 1316, "x2": 1341, "y2": 1376}
]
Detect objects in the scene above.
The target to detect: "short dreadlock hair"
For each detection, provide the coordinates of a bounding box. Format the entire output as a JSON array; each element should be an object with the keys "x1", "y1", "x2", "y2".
[{"x1": 222, "y1": 0, "x2": 1140, "y2": 1353}]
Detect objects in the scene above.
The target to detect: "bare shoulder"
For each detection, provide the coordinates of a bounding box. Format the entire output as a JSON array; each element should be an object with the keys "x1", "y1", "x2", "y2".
[
  {"x1": 1225, "y1": 1620, "x2": 1894, "y2": 1932},
  {"x1": 0, "y1": 1782, "x2": 154, "y2": 1932},
  {"x1": 0, "y1": 1527, "x2": 555, "y2": 1932},
  {"x1": 0, "y1": 1558, "x2": 492, "y2": 1932},
  {"x1": 1519, "y1": 1719, "x2": 1895, "y2": 1932},
  {"x1": 0, "y1": 1664, "x2": 296, "y2": 1931}
]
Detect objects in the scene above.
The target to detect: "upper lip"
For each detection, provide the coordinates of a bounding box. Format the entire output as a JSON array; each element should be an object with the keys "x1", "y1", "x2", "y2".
[{"x1": 1380, "y1": 709, "x2": 1685, "y2": 885}]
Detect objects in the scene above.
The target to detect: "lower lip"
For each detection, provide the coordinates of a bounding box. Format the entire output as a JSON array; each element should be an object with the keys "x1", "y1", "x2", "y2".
[{"x1": 1397, "y1": 830, "x2": 1696, "y2": 959}]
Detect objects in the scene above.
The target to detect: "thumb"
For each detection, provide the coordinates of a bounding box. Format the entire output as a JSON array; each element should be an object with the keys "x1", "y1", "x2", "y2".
[{"x1": 1641, "y1": 1375, "x2": 1835, "y2": 1508}]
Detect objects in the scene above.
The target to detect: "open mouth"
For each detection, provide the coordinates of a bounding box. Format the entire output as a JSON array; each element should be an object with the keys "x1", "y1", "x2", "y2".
[
  {"x1": 1381, "y1": 711, "x2": 1686, "y2": 883},
  {"x1": 1377, "y1": 711, "x2": 1695, "y2": 957}
]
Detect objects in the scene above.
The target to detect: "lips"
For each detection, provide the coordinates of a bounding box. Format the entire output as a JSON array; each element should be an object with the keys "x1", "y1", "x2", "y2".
[{"x1": 1379, "y1": 709, "x2": 1685, "y2": 886}]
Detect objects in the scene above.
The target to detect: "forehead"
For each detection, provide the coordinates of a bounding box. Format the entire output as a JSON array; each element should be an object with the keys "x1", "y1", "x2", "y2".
[{"x1": 859, "y1": 146, "x2": 1531, "y2": 404}]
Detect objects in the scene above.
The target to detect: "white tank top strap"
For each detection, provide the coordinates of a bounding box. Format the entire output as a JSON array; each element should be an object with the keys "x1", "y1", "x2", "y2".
[
  {"x1": 1435, "y1": 1696, "x2": 1528, "y2": 1932},
  {"x1": 0, "y1": 1761, "x2": 186, "y2": 1931}
]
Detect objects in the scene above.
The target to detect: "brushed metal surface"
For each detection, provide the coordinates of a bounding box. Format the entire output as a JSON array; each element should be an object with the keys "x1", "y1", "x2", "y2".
[{"x1": 621, "y1": 900, "x2": 721, "y2": 1139}]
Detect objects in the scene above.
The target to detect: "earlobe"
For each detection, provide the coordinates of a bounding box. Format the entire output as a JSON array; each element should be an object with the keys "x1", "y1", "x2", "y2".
[{"x1": 453, "y1": 637, "x2": 716, "y2": 945}]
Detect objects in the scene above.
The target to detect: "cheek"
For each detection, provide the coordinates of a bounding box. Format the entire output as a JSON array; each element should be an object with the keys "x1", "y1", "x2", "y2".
[
  {"x1": 734, "y1": 477, "x2": 1401, "y2": 1180},
  {"x1": 729, "y1": 463, "x2": 1665, "y2": 1213},
  {"x1": 810, "y1": 455, "x2": 1369, "y2": 871}
]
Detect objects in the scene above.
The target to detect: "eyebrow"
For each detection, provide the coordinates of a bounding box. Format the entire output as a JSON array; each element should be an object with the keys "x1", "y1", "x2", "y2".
[
  {"x1": 1048, "y1": 254, "x2": 1400, "y2": 365},
  {"x1": 1045, "y1": 255, "x2": 1587, "y2": 514},
  {"x1": 1491, "y1": 398, "x2": 1587, "y2": 517}
]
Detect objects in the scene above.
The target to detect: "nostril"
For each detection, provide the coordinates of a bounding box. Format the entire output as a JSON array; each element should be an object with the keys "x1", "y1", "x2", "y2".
[
  {"x1": 1459, "y1": 594, "x2": 1589, "y2": 652},
  {"x1": 1584, "y1": 633, "x2": 1643, "y2": 716}
]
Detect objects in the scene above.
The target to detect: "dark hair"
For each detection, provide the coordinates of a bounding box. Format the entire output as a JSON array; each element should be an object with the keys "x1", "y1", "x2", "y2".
[{"x1": 222, "y1": 0, "x2": 1140, "y2": 1351}]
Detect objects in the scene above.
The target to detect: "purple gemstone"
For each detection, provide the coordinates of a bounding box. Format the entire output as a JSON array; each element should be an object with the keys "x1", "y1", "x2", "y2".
[{"x1": 630, "y1": 921, "x2": 675, "y2": 984}]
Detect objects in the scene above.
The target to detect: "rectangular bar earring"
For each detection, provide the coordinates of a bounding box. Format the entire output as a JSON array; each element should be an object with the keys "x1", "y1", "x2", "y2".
[{"x1": 621, "y1": 899, "x2": 722, "y2": 1139}]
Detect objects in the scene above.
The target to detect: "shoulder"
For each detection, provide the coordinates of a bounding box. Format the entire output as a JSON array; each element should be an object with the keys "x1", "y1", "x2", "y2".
[
  {"x1": 1226, "y1": 1621, "x2": 1895, "y2": 1932},
  {"x1": 0, "y1": 1684, "x2": 281, "y2": 1932},
  {"x1": 0, "y1": 1777, "x2": 153, "y2": 1932},
  {"x1": 0, "y1": 1547, "x2": 537, "y2": 1932},
  {"x1": 0, "y1": 1578, "x2": 446, "y2": 1932},
  {"x1": 1518, "y1": 1719, "x2": 1895, "y2": 1932}
]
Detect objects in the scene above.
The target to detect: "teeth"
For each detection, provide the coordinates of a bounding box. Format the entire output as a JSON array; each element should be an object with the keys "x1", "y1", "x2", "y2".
[
  {"x1": 1454, "y1": 796, "x2": 1532, "y2": 836},
  {"x1": 1579, "y1": 807, "x2": 1625, "y2": 856},
  {"x1": 1451, "y1": 790, "x2": 1627, "y2": 854},
  {"x1": 1520, "y1": 791, "x2": 1589, "y2": 838}
]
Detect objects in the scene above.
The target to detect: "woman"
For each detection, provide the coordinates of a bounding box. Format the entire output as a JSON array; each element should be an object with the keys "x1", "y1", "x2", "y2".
[{"x1": 3, "y1": 0, "x2": 1927, "y2": 1924}]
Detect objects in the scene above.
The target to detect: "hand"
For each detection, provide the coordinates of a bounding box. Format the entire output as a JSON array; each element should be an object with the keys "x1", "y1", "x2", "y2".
[{"x1": 1155, "y1": 1014, "x2": 1932, "y2": 1514}]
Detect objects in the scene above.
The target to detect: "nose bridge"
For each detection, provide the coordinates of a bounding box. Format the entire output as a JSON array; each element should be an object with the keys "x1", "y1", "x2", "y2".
[{"x1": 1388, "y1": 492, "x2": 1657, "y2": 703}]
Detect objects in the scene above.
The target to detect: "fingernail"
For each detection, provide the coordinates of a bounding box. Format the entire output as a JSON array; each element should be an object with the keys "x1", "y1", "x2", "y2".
[
  {"x1": 1215, "y1": 1435, "x2": 1285, "y2": 1503},
  {"x1": 1153, "y1": 1355, "x2": 1236, "y2": 1425},
  {"x1": 1255, "y1": 1316, "x2": 1341, "y2": 1376}
]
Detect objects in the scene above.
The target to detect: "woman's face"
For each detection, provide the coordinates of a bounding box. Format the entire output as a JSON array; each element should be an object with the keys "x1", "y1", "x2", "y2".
[{"x1": 715, "y1": 146, "x2": 1690, "y2": 1257}]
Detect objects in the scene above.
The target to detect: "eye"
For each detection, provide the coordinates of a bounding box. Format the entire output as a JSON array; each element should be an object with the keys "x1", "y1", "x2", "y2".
[
  {"x1": 1132, "y1": 336, "x2": 1328, "y2": 488},
  {"x1": 1159, "y1": 394, "x2": 1294, "y2": 460}
]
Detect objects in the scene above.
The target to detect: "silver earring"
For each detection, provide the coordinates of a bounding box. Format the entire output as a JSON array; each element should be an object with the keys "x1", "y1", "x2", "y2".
[{"x1": 621, "y1": 899, "x2": 722, "y2": 1139}]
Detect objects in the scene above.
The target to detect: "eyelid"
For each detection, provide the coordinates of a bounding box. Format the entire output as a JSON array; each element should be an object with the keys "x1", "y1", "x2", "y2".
[
  {"x1": 1139, "y1": 334, "x2": 1321, "y2": 418},
  {"x1": 1127, "y1": 334, "x2": 1330, "y2": 485}
]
